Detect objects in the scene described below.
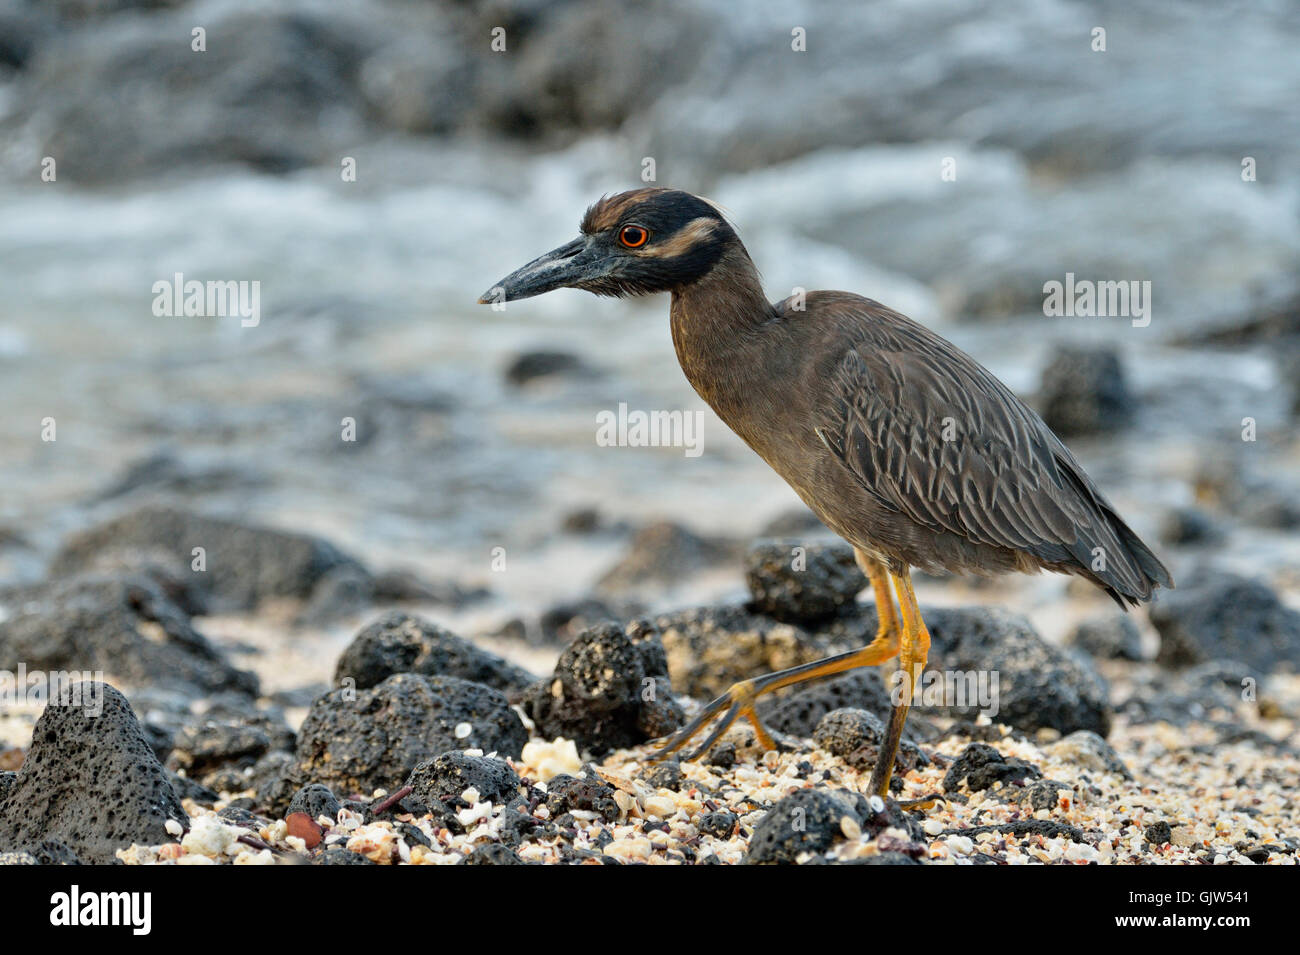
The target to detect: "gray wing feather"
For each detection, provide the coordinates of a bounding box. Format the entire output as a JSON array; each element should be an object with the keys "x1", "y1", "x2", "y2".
[{"x1": 813, "y1": 298, "x2": 1169, "y2": 602}]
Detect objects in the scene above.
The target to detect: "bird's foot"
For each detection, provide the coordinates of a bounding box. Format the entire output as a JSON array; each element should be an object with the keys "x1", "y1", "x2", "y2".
[
  {"x1": 649, "y1": 677, "x2": 777, "y2": 763},
  {"x1": 895, "y1": 793, "x2": 946, "y2": 812}
]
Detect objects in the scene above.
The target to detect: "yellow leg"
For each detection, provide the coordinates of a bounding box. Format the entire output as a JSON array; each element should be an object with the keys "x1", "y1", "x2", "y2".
[
  {"x1": 867, "y1": 568, "x2": 931, "y2": 796},
  {"x1": 651, "y1": 550, "x2": 901, "y2": 762}
]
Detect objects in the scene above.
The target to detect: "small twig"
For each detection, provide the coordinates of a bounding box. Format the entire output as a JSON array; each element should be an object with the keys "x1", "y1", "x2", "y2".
[
  {"x1": 237, "y1": 833, "x2": 282, "y2": 855},
  {"x1": 371, "y1": 785, "x2": 413, "y2": 816}
]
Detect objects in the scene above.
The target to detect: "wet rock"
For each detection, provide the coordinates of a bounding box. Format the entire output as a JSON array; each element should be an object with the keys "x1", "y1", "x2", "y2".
[
  {"x1": 371, "y1": 569, "x2": 488, "y2": 608},
  {"x1": 761, "y1": 668, "x2": 894, "y2": 738},
  {"x1": 95, "y1": 451, "x2": 269, "y2": 509},
  {"x1": 758, "y1": 508, "x2": 831, "y2": 538},
  {"x1": 1151, "y1": 573, "x2": 1300, "y2": 672},
  {"x1": 0, "y1": 682, "x2": 187, "y2": 864},
  {"x1": 407, "y1": 753, "x2": 523, "y2": 808},
  {"x1": 7, "y1": 9, "x2": 381, "y2": 184},
  {"x1": 286, "y1": 784, "x2": 342, "y2": 822},
  {"x1": 597, "y1": 522, "x2": 737, "y2": 597},
  {"x1": 745, "y1": 539, "x2": 867, "y2": 624},
  {"x1": 941, "y1": 742, "x2": 1042, "y2": 793},
  {"x1": 925, "y1": 606, "x2": 1112, "y2": 737},
  {"x1": 503, "y1": 350, "x2": 596, "y2": 387},
  {"x1": 1037, "y1": 345, "x2": 1134, "y2": 437},
  {"x1": 470, "y1": 0, "x2": 707, "y2": 139},
  {"x1": 1049, "y1": 730, "x2": 1132, "y2": 780},
  {"x1": 1068, "y1": 614, "x2": 1145, "y2": 662},
  {"x1": 654, "y1": 604, "x2": 833, "y2": 699},
  {"x1": 0, "y1": 574, "x2": 258, "y2": 698},
  {"x1": 295, "y1": 563, "x2": 376, "y2": 627},
  {"x1": 50, "y1": 506, "x2": 369, "y2": 614},
  {"x1": 334, "y1": 611, "x2": 535, "y2": 693},
  {"x1": 1159, "y1": 506, "x2": 1226, "y2": 547},
  {"x1": 544, "y1": 773, "x2": 621, "y2": 823},
  {"x1": 539, "y1": 598, "x2": 629, "y2": 645},
  {"x1": 296, "y1": 673, "x2": 527, "y2": 796},
  {"x1": 813, "y1": 708, "x2": 927, "y2": 774},
  {"x1": 745, "y1": 788, "x2": 864, "y2": 864},
  {"x1": 520, "y1": 620, "x2": 683, "y2": 754}
]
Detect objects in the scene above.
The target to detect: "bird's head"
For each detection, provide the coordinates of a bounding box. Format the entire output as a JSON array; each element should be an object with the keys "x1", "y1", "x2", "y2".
[{"x1": 477, "y1": 188, "x2": 737, "y2": 304}]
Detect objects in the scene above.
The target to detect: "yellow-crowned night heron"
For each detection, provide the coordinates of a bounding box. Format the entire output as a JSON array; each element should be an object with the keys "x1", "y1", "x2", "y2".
[{"x1": 478, "y1": 188, "x2": 1172, "y2": 796}]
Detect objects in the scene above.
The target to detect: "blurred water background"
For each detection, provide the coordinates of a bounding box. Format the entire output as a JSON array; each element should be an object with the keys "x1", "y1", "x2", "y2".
[{"x1": 1, "y1": 0, "x2": 1298, "y2": 650}]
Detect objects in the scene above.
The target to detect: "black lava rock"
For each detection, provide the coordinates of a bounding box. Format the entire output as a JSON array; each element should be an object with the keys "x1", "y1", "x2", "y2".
[
  {"x1": 942, "y1": 742, "x2": 1042, "y2": 793},
  {"x1": 0, "y1": 682, "x2": 188, "y2": 864},
  {"x1": 504, "y1": 350, "x2": 595, "y2": 387},
  {"x1": 249, "y1": 751, "x2": 301, "y2": 814},
  {"x1": 1145, "y1": 821, "x2": 1173, "y2": 846},
  {"x1": 545, "y1": 773, "x2": 621, "y2": 823},
  {"x1": 49, "y1": 506, "x2": 369, "y2": 613},
  {"x1": 296, "y1": 673, "x2": 528, "y2": 795},
  {"x1": 286, "y1": 784, "x2": 342, "y2": 822},
  {"x1": 520, "y1": 620, "x2": 683, "y2": 754},
  {"x1": 1151, "y1": 573, "x2": 1300, "y2": 672},
  {"x1": 597, "y1": 522, "x2": 736, "y2": 596},
  {"x1": 1026, "y1": 779, "x2": 1071, "y2": 812},
  {"x1": 645, "y1": 760, "x2": 683, "y2": 791},
  {"x1": 745, "y1": 539, "x2": 867, "y2": 624},
  {"x1": 1068, "y1": 614, "x2": 1145, "y2": 661},
  {"x1": 1037, "y1": 345, "x2": 1133, "y2": 437},
  {"x1": 925, "y1": 606, "x2": 1112, "y2": 737},
  {"x1": 0, "y1": 574, "x2": 258, "y2": 698},
  {"x1": 813, "y1": 707, "x2": 927, "y2": 774},
  {"x1": 653, "y1": 604, "x2": 832, "y2": 699},
  {"x1": 169, "y1": 720, "x2": 272, "y2": 775},
  {"x1": 462, "y1": 843, "x2": 527, "y2": 865},
  {"x1": 168, "y1": 772, "x2": 218, "y2": 805},
  {"x1": 761, "y1": 668, "x2": 894, "y2": 737},
  {"x1": 697, "y1": 811, "x2": 738, "y2": 839},
  {"x1": 745, "y1": 788, "x2": 864, "y2": 864},
  {"x1": 334, "y1": 611, "x2": 535, "y2": 693},
  {"x1": 407, "y1": 752, "x2": 523, "y2": 807},
  {"x1": 1159, "y1": 506, "x2": 1226, "y2": 547}
]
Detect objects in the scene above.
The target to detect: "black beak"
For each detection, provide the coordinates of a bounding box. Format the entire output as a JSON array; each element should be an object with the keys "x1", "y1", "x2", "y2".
[{"x1": 477, "y1": 236, "x2": 603, "y2": 305}]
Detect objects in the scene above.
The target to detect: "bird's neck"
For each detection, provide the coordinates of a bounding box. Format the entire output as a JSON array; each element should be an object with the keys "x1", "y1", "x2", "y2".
[{"x1": 668, "y1": 243, "x2": 777, "y2": 421}]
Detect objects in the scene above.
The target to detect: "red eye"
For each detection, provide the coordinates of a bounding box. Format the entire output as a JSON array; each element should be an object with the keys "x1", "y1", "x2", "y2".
[{"x1": 619, "y1": 225, "x2": 649, "y2": 248}]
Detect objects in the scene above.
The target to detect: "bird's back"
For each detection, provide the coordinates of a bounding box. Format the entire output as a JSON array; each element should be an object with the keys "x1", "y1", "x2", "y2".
[{"x1": 744, "y1": 290, "x2": 1171, "y2": 606}]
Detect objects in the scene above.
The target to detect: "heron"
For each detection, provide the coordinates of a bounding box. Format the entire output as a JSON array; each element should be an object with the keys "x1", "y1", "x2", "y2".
[{"x1": 478, "y1": 188, "x2": 1172, "y2": 797}]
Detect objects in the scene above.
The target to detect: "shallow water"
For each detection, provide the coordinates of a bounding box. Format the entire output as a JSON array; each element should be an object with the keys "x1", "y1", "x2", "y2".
[{"x1": 2, "y1": 0, "x2": 1298, "y2": 632}]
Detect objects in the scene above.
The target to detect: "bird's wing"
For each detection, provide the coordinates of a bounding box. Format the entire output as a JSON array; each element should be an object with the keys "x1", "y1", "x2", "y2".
[{"x1": 810, "y1": 295, "x2": 1156, "y2": 596}]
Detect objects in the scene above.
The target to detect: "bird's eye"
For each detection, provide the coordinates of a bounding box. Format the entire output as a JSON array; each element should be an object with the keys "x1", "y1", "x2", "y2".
[{"x1": 619, "y1": 225, "x2": 649, "y2": 248}]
